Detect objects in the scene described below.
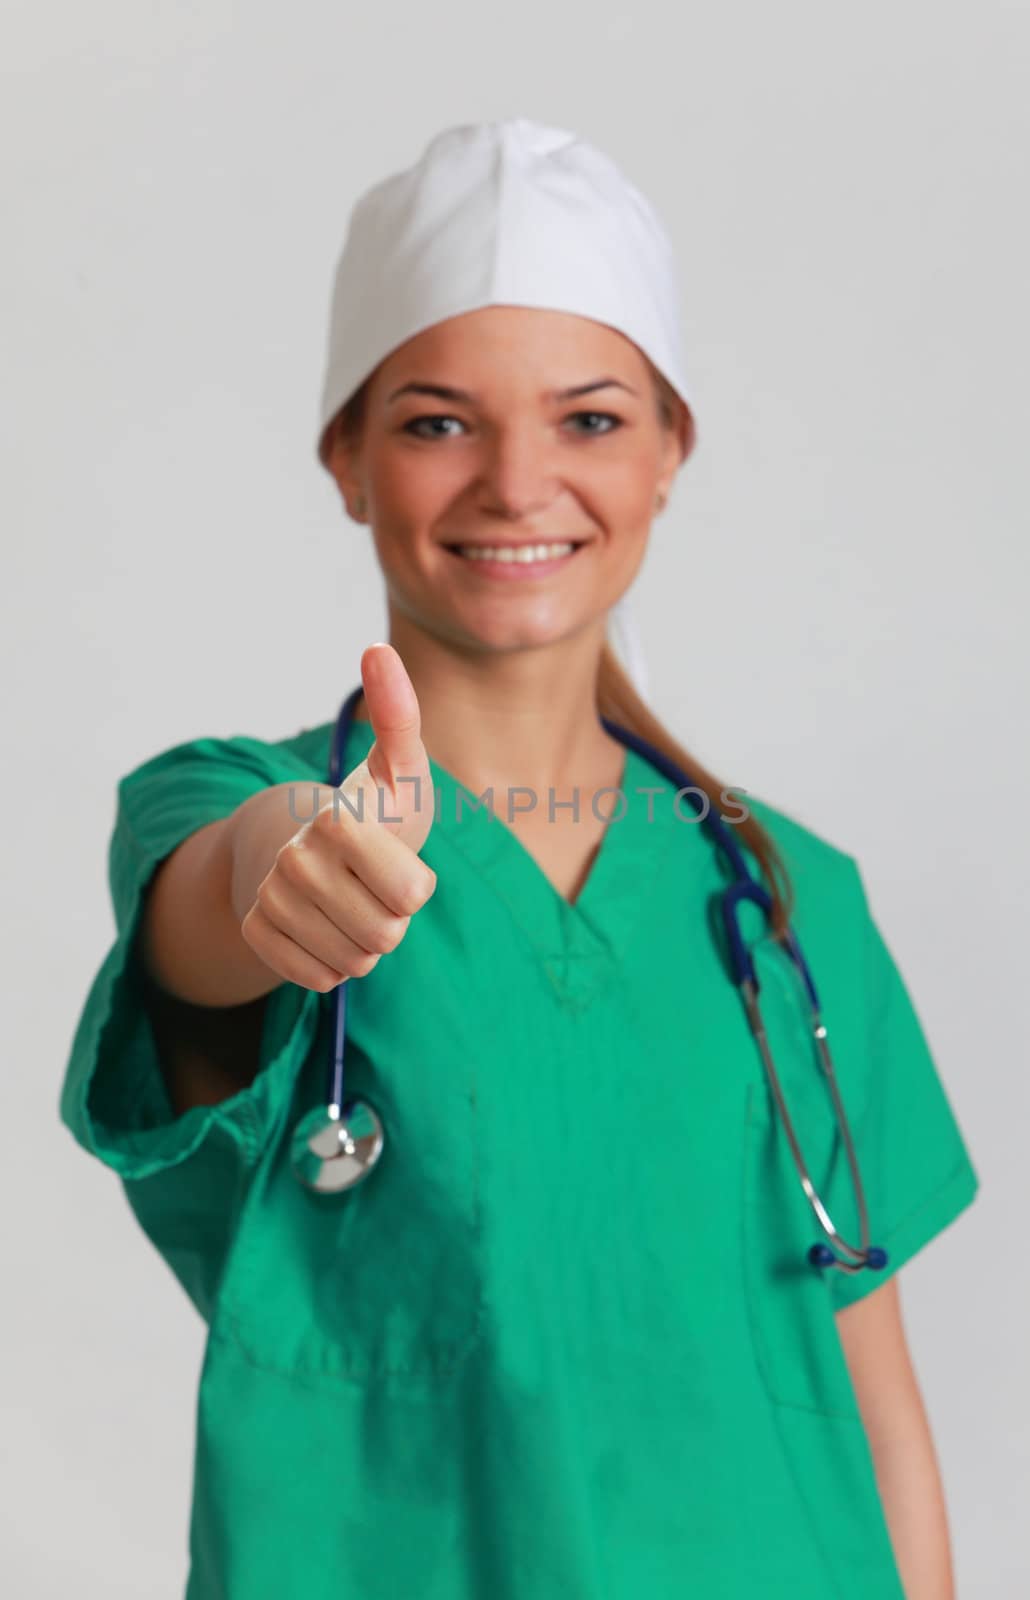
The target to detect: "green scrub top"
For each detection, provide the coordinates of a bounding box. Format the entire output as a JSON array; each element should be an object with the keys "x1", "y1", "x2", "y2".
[{"x1": 60, "y1": 713, "x2": 980, "y2": 1600}]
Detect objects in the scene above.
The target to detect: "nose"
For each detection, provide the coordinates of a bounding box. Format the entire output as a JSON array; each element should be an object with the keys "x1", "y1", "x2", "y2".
[{"x1": 474, "y1": 423, "x2": 562, "y2": 521}]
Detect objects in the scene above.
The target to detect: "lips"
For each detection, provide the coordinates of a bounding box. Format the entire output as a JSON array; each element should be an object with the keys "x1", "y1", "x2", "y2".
[
  {"x1": 442, "y1": 539, "x2": 588, "y2": 576},
  {"x1": 442, "y1": 539, "x2": 589, "y2": 551}
]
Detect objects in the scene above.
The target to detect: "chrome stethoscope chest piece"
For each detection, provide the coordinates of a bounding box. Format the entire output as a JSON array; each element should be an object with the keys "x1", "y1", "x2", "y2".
[{"x1": 290, "y1": 1097, "x2": 385, "y2": 1193}]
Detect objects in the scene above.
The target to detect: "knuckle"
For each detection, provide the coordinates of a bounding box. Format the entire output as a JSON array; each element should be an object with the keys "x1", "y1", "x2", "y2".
[
  {"x1": 396, "y1": 868, "x2": 435, "y2": 916},
  {"x1": 369, "y1": 913, "x2": 411, "y2": 955},
  {"x1": 346, "y1": 948, "x2": 380, "y2": 979},
  {"x1": 254, "y1": 874, "x2": 281, "y2": 913},
  {"x1": 244, "y1": 902, "x2": 277, "y2": 952},
  {"x1": 239, "y1": 904, "x2": 262, "y2": 949},
  {"x1": 255, "y1": 880, "x2": 289, "y2": 929},
  {"x1": 276, "y1": 837, "x2": 315, "y2": 887},
  {"x1": 312, "y1": 798, "x2": 348, "y2": 839}
]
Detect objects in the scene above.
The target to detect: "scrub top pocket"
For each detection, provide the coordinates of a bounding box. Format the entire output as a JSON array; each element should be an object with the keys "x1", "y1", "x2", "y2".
[{"x1": 211, "y1": 991, "x2": 485, "y2": 1385}]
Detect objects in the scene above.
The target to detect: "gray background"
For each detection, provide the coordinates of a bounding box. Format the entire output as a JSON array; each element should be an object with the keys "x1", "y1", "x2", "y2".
[{"x1": 4, "y1": 1, "x2": 1026, "y2": 1593}]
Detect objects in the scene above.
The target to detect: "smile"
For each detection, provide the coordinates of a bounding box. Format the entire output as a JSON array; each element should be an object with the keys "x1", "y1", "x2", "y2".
[{"x1": 445, "y1": 540, "x2": 587, "y2": 572}]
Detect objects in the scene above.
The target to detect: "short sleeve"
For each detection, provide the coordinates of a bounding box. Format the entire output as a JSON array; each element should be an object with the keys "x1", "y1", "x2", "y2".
[
  {"x1": 58, "y1": 734, "x2": 324, "y2": 1320},
  {"x1": 826, "y1": 867, "x2": 981, "y2": 1312}
]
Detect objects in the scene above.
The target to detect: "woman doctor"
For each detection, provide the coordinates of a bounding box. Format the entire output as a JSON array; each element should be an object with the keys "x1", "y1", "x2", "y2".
[{"x1": 61, "y1": 118, "x2": 980, "y2": 1600}]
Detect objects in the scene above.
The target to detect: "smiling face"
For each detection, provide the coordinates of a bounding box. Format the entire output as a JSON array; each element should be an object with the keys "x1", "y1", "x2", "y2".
[{"x1": 324, "y1": 305, "x2": 687, "y2": 658}]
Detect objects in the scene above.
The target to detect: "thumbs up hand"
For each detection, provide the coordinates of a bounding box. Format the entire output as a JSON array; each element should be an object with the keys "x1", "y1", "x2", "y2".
[
  {"x1": 239, "y1": 644, "x2": 437, "y2": 992},
  {"x1": 339, "y1": 643, "x2": 435, "y2": 858}
]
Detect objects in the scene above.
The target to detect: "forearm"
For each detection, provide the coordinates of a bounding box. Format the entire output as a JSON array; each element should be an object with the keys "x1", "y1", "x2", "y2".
[
  {"x1": 836, "y1": 1280, "x2": 958, "y2": 1598},
  {"x1": 866, "y1": 1395, "x2": 955, "y2": 1597},
  {"x1": 139, "y1": 780, "x2": 337, "y2": 1007}
]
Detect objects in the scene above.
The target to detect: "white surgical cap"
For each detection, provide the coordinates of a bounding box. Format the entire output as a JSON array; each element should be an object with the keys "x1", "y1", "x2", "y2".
[{"x1": 315, "y1": 116, "x2": 697, "y2": 698}]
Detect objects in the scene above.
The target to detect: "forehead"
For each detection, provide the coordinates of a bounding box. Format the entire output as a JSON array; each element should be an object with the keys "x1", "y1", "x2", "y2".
[{"x1": 370, "y1": 306, "x2": 649, "y2": 391}]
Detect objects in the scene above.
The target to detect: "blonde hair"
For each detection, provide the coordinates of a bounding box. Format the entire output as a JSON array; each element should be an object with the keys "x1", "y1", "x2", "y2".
[{"x1": 322, "y1": 365, "x2": 795, "y2": 943}]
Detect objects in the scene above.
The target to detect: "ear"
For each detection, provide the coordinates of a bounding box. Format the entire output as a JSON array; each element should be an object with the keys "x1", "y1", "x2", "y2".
[
  {"x1": 673, "y1": 399, "x2": 696, "y2": 467},
  {"x1": 657, "y1": 414, "x2": 688, "y2": 507},
  {"x1": 324, "y1": 425, "x2": 368, "y2": 523}
]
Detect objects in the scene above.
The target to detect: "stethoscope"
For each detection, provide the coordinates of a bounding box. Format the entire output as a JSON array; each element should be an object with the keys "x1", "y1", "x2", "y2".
[{"x1": 290, "y1": 685, "x2": 889, "y2": 1279}]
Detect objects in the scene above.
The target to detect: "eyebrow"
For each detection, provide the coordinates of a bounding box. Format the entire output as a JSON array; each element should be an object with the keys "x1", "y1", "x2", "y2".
[{"x1": 385, "y1": 376, "x2": 639, "y2": 406}]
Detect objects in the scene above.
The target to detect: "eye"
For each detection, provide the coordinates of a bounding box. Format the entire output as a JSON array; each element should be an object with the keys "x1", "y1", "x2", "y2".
[
  {"x1": 401, "y1": 415, "x2": 466, "y2": 439},
  {"x1": 566, "y1": 411, "x2": 622, "y2": 435},
  {"x1": 400, "y1": 410, "x2": 624, "y2": 440}
]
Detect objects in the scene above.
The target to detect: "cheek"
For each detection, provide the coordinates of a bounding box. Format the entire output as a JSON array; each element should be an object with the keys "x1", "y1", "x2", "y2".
[
  {"x1": 369, "y1": 522, "x2": 421, "y2": 579},
  {"x1": 372, "y1": 442, "x2": 463, "y2": 518},
  {"x1": 587, "y1": 453, "x2": 661, "y2": 518}
]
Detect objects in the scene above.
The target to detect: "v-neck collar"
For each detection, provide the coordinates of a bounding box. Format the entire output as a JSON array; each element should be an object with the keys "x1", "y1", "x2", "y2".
[{"x1": 341, "y1": 717, "x2": 683, "y2": 1011}]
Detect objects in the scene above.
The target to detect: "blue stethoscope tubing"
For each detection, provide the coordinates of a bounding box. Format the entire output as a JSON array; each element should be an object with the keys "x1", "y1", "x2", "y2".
[{"x1": 297, "y1": 684, "x2": 888, "y2": 1280}]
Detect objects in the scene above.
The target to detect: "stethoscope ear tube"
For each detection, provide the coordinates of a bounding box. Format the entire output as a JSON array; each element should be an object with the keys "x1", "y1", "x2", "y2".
[
  {"x1": 740, "y1": 973, "x2": 889, "y2": 1277},
  {"x1": 601, "y1": 712, "x2": 889, "y2": 1277}
]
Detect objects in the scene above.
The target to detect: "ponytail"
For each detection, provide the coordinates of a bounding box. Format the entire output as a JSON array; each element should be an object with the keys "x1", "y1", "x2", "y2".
[{"x1": 596, "y1": 640, "x2": 795, "y2": 942}]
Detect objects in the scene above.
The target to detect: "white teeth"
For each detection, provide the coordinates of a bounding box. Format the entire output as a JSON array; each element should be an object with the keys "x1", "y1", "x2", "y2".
[{"x1": 454, "y1": 542, "x2": 577, "y2": 563}]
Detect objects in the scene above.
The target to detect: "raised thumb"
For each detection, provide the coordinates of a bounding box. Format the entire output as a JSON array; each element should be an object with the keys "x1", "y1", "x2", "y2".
[{"x1": 361, "y1": 644, "x2": 426, "y2": 776}]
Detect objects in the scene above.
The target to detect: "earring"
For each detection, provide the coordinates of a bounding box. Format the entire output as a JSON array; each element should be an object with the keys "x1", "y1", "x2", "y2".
[
  {"x1": 655, "y1": 491, "x2": 666, "y2": 513},
  {"x1": 354, "y1": 494, "x2": 367, "y2": 518}
]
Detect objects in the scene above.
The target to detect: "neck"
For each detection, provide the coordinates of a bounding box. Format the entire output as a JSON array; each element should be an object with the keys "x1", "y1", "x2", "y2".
[{"x1": 354, "y1": 611, "x2": 625, "y2": 798}]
